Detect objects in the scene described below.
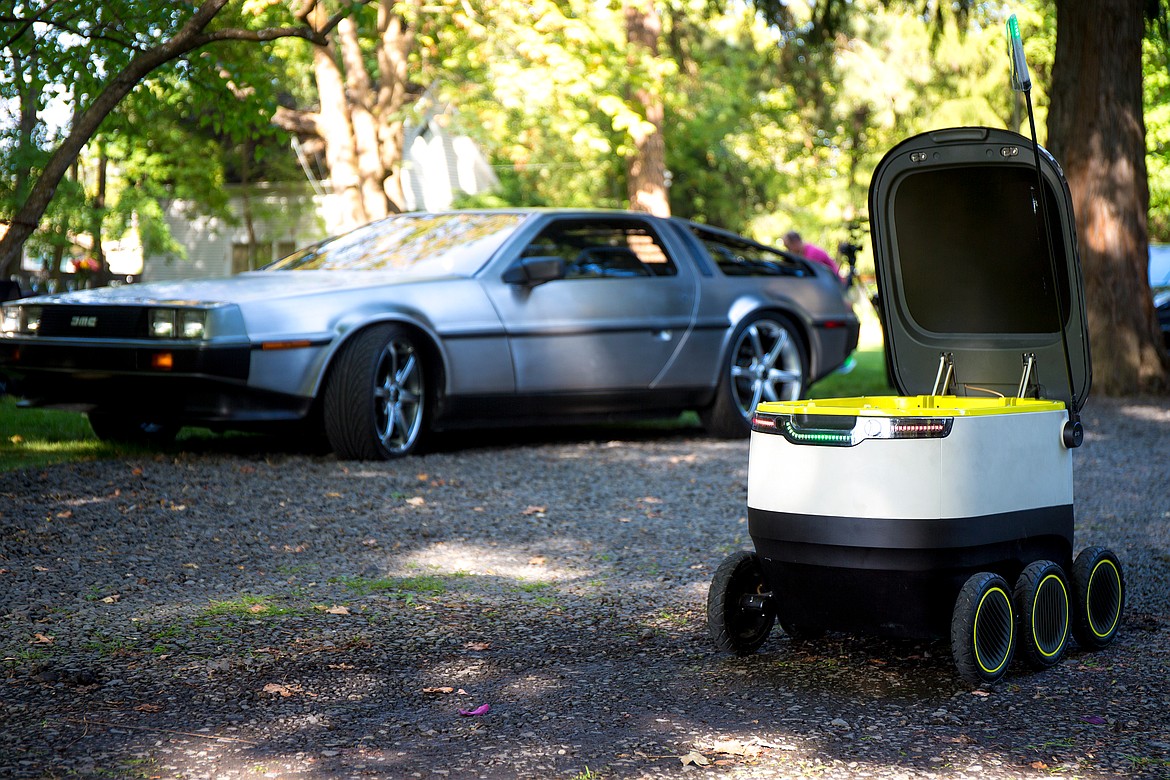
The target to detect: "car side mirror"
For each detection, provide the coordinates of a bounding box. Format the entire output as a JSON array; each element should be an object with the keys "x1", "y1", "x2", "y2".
[{"x1": 502, "y1": 256, "x2": 567, "y2": 287}]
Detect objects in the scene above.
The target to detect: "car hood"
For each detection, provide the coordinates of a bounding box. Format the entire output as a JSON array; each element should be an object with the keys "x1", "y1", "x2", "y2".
[{"x1": 19, "y1": 270, "x2": 465, "y2": 307}]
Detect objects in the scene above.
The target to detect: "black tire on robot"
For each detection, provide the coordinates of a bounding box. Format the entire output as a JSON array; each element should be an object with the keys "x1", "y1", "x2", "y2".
[
  {"x1": 951, "y1": 572, "x2": 1016, "y2": 686},
  {"x1": 323, "y1": 323, "x2": 429, "y2": 460},
  {"x1": 87, "y1": 412, "x2": 179, "y2": 445},
  {"x1": 1013, "y1": 560, "x2": 1071, "y2": 670},
  {"x1": 1071, "y1": 546, "x2": 1125, "y2": 650},
  {"x1": 707, "y1": 550, "x2": 775, "y2": 656}
]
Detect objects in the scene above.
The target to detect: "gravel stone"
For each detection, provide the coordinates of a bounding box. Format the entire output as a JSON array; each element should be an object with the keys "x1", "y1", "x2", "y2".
[{"x1": 1, "y1": 398, "x2": 1168, "y2": 778}]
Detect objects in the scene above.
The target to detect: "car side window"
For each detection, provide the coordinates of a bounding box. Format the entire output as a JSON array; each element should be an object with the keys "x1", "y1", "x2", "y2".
[
  {"x1": 695, "y1": 229, "x2": 811, "y2": 278},
  {"x1": 521, "y1": 220, "x2": 677, "y2": 279}
]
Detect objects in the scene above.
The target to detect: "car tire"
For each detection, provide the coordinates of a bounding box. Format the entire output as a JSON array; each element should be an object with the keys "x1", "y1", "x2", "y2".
[
  {"x1": 87, "y1": 412, "x2": 179, "y2": 445},
  {"x1": 323, "y1": 323, "x2": 429, "y2": 460},
  {"x1": 707, "y1": 550, "x2": 775, "y2": 656},
  {"x1": 700, "y1": 313, "x2": 808, "y2": 438}
]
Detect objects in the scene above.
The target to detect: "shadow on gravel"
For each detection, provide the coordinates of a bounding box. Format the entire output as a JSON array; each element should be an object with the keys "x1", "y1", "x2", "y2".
[{"x1": 165, "y1": 415, "x2": 710, "y2": 461}]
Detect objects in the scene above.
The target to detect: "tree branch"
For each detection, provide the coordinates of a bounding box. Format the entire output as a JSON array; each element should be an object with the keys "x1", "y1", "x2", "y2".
[
  {"x1": 200, "y1": 1, "x2": 370, "y2": 46},
  {"x1": 0, "y1": 0, "x2": 68, "y2": 51}
]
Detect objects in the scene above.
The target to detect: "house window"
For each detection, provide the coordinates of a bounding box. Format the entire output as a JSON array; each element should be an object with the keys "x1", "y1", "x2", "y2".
[
  {"x1": 231, "y1": 243, "x2": 252, "y2": 274},
  {"x1": 232, "y1": 240, "x2": 299, "y2": 273}
]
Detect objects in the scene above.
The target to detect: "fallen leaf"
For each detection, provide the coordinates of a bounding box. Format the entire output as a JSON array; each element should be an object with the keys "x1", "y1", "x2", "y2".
[
  {"x1": 9, "y1": 434, "x2": 22, "y2": 444},
  {"x1": 262, "y1": 683, "x2": 297, "y2": 697},
  {"x1": 101, "y1": 594, "x2": 121, "y2": 604},
  {"x1": 1030, "y1": 760, "x2": 1049, "y2": 770},
  {"x1": 639, "y1": 496, "x2": 662, "y2": 504},
  {"x1": 325, "y1": 492, "x2": 342, "y2": 498},
  {"x1": 248, "y1": 603, "x2": 266, "y2": 613},
  {"x1": 362, "y1": 538, "x2": 379, "y2": 547},
  {"x1": 522, "y1": 505, "x2": 546, "y2": 515},
  {"x1": 680, "y1": 751, "x2": 710, "y2": 767},
  {"x1": 182, "y1": 563, "x2": 199, "y2": 570},
  {"x1": 34, "y1": 565, "x2": 49, "y2": 572},
  {"x1": 134, "y1": 703, "x2": 163, "y2": 712},
  {"x1": 56, "y1": 510, "x2": 73, "y2": 519},
  {"x1": 465, "y1": 641, "x2": 491, "y2": 651},
  {"x1": 31, "y1": 633, "x2": 54, "y2": 644},
  {"x1": 323, "y1": 605, "x2": 350, "y2": 615},
  {"x1": 423, "y1": 686, "x2": 455, "y2": 695},
  {"x1": 527, "y1": 556, "x2": 547, "y2": 566},
  {"x1": 407, "y1": 496, "x2": 426, "y2": 507},
  {"x1": 711, "y1": 739, "x2": 760, "y2": 757},
  {"x1": 417, "y1": 473, "x2": 429, "y2": 481},
  {"x1": 458, "y1": 703, "x2": 490, "y2": 716}
]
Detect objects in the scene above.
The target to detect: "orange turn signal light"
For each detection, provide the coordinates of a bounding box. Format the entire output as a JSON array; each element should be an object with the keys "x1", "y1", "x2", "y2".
[
  {"x1": 261, "y1": 340, "x2": 312, "y2": 351},
  {"x1": 151, "y1": 352, "x2": 174, "y2": 370}
]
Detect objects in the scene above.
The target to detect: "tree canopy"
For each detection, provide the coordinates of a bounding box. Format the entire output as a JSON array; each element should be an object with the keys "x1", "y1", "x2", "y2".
[{"x1": 1, "y1": 0, "x2": 1167, "y2": 391}]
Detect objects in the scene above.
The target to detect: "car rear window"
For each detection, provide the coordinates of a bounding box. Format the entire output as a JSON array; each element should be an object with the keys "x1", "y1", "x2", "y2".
[{"x1": 692, "y1": 229, "x2": 811, "y2": 277}]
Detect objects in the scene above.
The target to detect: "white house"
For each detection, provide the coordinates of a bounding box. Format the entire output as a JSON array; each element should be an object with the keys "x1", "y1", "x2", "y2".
[{"x1": 142, "y1": 118, "x2": 498, "y2": 283}]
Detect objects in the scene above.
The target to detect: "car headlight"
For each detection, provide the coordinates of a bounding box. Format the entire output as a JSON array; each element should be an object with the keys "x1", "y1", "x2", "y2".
[
  {"x1": 149, "y1": 308, "x2": 208, "y2": 340},
  {"x1": 1, "y1": 304, "x2": 41, "y2": 335}
]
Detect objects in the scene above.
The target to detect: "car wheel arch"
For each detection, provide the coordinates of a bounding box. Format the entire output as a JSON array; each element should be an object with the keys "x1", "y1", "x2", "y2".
[
  {"x1": 722, "y1": 303, "x2": 816, "y2": 379},
  {"x1": 312, "y1": 317, "x2": 449, "y2": 409}
]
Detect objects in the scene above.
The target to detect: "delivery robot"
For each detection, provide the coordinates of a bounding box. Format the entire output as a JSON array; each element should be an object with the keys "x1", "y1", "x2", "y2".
[{"x1": 707, "y1": 125, "x2": 1125, "y2": 685}]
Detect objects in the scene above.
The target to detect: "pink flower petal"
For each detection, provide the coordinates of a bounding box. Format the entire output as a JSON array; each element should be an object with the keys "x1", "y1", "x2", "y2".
[{"x1": 459, "y1": 703, "x2": 491, "y2": 717}]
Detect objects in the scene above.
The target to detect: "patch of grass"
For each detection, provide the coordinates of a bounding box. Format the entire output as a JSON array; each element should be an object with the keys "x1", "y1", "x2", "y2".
[
  {"x1": 202, "y1": 594, "x2": 294, "y2": 618},
  {"x1": 83, "y1": 636, "x2": 135, "y2": 656},
  {"x1": 5, "y1": 648, "x2": 51, "y2": 663},
  {"x1": 149, "y1": 624, "x2": 183, "y2": 641},
  {"x1": 807, "y1": 346, "x2": 896, "y2": 399},
  {"x1": 0, "y1": 397, "x2": 258, "y2": 472},
  {"x1": 0, "y1": 399, "x2": 120, "y2": 471},
  {"x1": 513, "y1": 581, "x2": 554, "y2": 593},
  {"x1": 332, "y1": 573, "x2": 466, "y2": 597}
]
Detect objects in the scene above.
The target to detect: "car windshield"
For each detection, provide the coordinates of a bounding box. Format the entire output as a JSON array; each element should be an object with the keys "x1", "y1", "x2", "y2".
[{"x1": 262, "y1": 212, "x2": 526, "y2": 275}]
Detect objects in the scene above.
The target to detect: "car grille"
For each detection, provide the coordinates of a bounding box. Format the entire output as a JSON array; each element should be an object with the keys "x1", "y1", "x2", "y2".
[{"x1": 36, "y1": 306, "x2": 147, "y2": 338}]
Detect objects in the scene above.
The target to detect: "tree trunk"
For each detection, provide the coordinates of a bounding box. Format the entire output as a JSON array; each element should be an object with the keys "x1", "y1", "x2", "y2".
[
  {"x1": 1047, "y1": 0, "x2": 1168, "y2": 394},
  {"x1": 239, "y1": 139, "x2": 259, "y2": 272},
  {"x1": 624, "y1": 2, "x2": 670, "y2": 217},
  {"x1": 313, "y1": 41, "x2": 369, "y2": 229},
  {"x1": 92, "y1": 145, "x2": 111, "y2": 286},
  {"x1": 338, "y1": 15, "x2": 390, "y2": 222}
]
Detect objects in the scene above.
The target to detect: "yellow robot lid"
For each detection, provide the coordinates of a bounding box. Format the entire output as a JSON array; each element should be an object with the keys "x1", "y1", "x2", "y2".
[{"x1": 758, "y1": 395, "x2": 1066, "y2": 418}]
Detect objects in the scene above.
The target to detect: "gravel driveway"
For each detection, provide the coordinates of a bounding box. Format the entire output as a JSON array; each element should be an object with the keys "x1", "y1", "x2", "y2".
[{"x1": 1, "y1": 397, "x2": 1168, "y2": 779}]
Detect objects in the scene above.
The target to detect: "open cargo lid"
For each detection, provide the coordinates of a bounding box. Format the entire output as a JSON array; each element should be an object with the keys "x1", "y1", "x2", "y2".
[{"x1": 868, "y1": 126, "x2": 1091, "y2": 413}]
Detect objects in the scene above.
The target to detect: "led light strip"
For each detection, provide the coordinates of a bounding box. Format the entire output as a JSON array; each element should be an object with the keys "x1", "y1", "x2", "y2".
[{"x1": 752, "y1": 413, "x2": 954, "y2": 447}]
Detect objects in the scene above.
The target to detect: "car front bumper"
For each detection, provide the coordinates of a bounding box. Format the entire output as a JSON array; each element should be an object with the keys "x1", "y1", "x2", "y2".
[{"x1": 0, "y1": 341, "x2": 313, "y2": 424}]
